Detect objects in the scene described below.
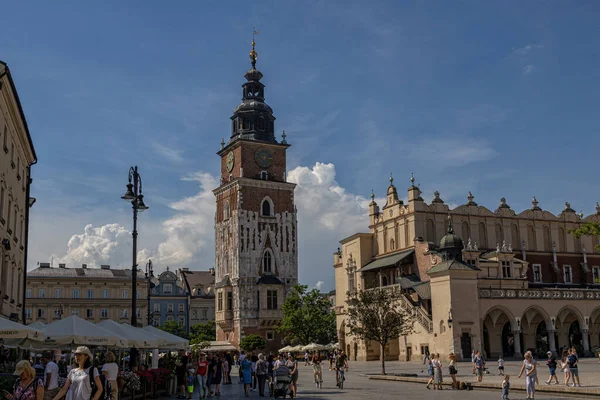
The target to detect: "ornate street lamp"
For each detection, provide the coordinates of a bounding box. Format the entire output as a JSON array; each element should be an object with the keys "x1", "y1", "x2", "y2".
[{"x1": 121, "y1": 166, "x2": 148, "y2": 369}]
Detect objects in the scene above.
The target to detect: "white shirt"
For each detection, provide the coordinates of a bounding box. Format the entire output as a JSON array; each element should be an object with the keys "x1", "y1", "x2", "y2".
[
  {"x1": 68, "y1": 367, "x2": 99, "y2": 400},
  {"x1": 45, "y1": 361, "x2": 59, "y2": 390},
  {"x1": 101, "y1": 362, "x2": 119, "y2": 380}
]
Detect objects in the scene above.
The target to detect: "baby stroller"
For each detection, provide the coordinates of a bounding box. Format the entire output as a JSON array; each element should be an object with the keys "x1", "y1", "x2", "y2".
[{"x1": 270, "y1": 365, "x2": 292, "y2": 398}]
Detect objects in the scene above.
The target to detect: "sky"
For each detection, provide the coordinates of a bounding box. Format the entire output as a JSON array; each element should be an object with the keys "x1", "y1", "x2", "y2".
[{"x1": 2, "y1": 1, "x2": 600, "y2": 292}]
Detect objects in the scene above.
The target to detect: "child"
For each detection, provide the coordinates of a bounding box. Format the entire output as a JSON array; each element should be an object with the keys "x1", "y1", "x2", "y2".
[
  {"x1": 501, "y1": 374, "x2": 510, "y2": 400},
  {"x1": 497, "y1": 356, "x2": 505, "y2": 375},
  {"x1": 187, "y1": 367, "x2": 195, "y2": 399}
]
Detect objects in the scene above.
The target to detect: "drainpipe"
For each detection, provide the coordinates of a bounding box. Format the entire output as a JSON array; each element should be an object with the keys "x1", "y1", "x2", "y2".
[{"x1": 22, "y1": 161, "x2": 37, "y2": 323}]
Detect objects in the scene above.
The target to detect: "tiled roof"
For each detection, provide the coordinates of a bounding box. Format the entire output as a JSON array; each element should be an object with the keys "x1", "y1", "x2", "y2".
[
  {"x1": 412, "y1": 282, "x2": 431, "y2": 299},
  {"x1": 181, "y1": 270, "x2": 214, "y2": 288},
  {"x1": 360, "y1": 249, "x2": 414, "y2": 273},
  {"x1": 256, "y1": 275, "x2": 284, "y2": 285},
  {"x1": 427, "y1": 259, "x2": 480, "y2": 275},
  {"x1": 28, "y1": 266, "x2": 146, "y2": 279}
]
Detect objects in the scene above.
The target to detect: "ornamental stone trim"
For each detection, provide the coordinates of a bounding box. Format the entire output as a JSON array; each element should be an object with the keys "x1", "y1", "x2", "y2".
[{"x1": 479, "y1": 288, "x2": 600, "y2": 300}]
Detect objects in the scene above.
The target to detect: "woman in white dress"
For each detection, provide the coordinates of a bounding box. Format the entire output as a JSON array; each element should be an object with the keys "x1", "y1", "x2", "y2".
[{"x1": 53, "y1": 346, "x2": 103, "y2": 400}]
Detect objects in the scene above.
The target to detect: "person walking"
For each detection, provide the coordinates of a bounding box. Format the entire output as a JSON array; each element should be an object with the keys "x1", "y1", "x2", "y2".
[
  {"x1": 497, "y1": 356, "x2": 505, "y2": 376},
  {"x1": 174, "y1": 350, "x2": 189, "y2": 400},
  {"x1": 567, "y1": 348, "x2": 580, "y2": 387},
  {"x1": 256, "y1": 354, "x2": 268, "y2": 397},
  {"x1": 518, "y1": 351, "x2": 538, "y2": 400},
  {"x1": 432, "y1": 354, "x2": 443, "y2": 390},
  {"x1": 544, "y1": 351, "x2": 558, "y2": 385},
  {"x1": 53, "y1": 346, "x2": 103, "y2": 400},
  {"x1": 448, "y1": 353, "x2": 458, "y2": 390},
  {"x1": 241, "y1": 355, "x2": 253, "y2": 397},
  {"x1": 286, "y1": 354, "x2": 298, "y2": 398},
  {"x1": 41, "y1": 352, "x2": 59, "y2": 400},
  {"x1": 101, "y1": 352, "x2": 119, "y2": 400},
  {"x1": 6, "y1": 360, "x2": 43, "y2": 400},
  {"x1": 423, "y1": 349, "x2": 430, "y2": 365},
  {"x1": 473, "y1": 351, "x2": 485, "y2": 383},
  {"x1": 501, "y1": 374, "x2": 510, "y2": 400},
  {"x1": 425, "y1": 356, "x2": 434, "y2": 390},
  {"x1": 196, "y1": 354, "x2": 209, "y2": 399},
  {"x1": 560, "y1": 349, "x2": 571, "y2": 387}
]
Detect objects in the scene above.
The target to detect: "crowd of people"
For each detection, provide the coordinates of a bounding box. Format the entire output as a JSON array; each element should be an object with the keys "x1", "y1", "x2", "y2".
[{"x1": 422, "y1": 346, "x2": 584, "y2": 400}]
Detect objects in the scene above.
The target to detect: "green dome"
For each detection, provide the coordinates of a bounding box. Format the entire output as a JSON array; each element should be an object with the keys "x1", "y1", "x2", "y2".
[{"x1": 439, "y1": 218, "x2": 464, "y2": 252}]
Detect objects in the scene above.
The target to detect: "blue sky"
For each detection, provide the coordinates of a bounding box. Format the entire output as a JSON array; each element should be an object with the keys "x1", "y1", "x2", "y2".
[{"x1": 2, "y1": 1, "x2": 600, "y2": 290}]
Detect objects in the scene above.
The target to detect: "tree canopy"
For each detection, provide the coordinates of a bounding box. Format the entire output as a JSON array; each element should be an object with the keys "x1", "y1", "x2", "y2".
[
  {"x1": 345, "y1": 287, "x2": 414, "y2": 374},
  {"x1": 278, "y1": 285, "x2": 336, "y2": 345},
  {"x1": 239, "y1": 334, "x2": 266, "y2": 352},
  {"x1": 189, "y1": 321, "x2": 216, "y2": 345},
  {"x1": 569, "y1": 222, "x2": 600, "y2": 251}
]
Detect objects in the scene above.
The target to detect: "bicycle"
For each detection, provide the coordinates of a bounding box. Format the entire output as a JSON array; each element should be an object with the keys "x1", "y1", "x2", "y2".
[
  {"x1": 336, "y1": 367, "x2": 345, "y2": 389},
  {"x1": 313, "y1": 364, "x2": 323, "y2": 389}
]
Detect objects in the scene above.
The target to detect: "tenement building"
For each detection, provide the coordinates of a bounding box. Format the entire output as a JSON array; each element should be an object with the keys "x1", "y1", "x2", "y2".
[
  {"x1": 26, "y1": 263, "x2": 148, "y2": 325},
  {"x1": 0, "y1": 61, "x2": 37, "y2": 323},
  {"x1": 213, "y1": 38, "x2": 298, "y2": 350},
  {"x1": 149, "y1": 267, "x2": 188, "y2": 330},
  {"x1": 177, "y1": 268, "x2": 215, "y2": 327},
  {"x1": 334, "y1": 176, "x2": 600, "y2": 362}
]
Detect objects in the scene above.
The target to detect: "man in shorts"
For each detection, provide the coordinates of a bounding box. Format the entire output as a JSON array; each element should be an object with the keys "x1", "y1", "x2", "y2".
[{"x1": 473, "y1": 351, "x2": 485, "y2": 382}]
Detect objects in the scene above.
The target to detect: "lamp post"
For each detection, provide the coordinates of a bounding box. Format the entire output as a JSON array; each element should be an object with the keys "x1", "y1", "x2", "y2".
[
  {"x1": 145, "y1": 259, "x2": 154, "y2": 325},
  {"x1": 121, "y1": 166, "x2": 149, "y2": 370}
]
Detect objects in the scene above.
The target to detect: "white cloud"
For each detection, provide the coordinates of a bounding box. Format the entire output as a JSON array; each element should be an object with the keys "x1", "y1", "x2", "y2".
[
  {"x1": 408, "y1": 138, "x2": 497, "y2": 167},
  {"x1": 151, "y1": 142, "x2": 185, "y2": 164},
  {"x1": 45, "y1": 162, "x2": 369, "y2": 291},
  {"x1": 522, "y1": 65, "x2": 535, "y2": 75},
  {"x1": 514, "y1": 44, "x2": 544, "y2": 56}
]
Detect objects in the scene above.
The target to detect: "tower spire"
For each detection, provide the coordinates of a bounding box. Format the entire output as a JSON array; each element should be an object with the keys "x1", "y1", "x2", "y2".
[{"x1": 250, "y1": 27, "x2": 259, "y2": 69}]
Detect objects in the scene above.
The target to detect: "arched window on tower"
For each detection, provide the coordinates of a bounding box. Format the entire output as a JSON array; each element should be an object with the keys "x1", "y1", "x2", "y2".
[
  {"x1": 558, "y1": 227, "x2": 566, "y2": 252},
  {"x1": 258, "y1": 117, "x2": 265, "y2": 131},
  {"x1": 426, "y1": 219, "x2": 435, "y2": 243},
  {"x1": 511, "y1": 224, "x2": 520, "y2": 250},
  {"x1": 223, "y1": 200, "x2": 230, "y2": 220},
  {"x1": 462, "y1": 221, "x2": 470, "y2": 243},
  {"x1": 262, "y1": 250, "x2": 273, "y2": 274},
  {"x1": 261, "y1": 197, "x2": 274, "y2": 217},
  {"x1": 390, "y1": 238, "x2": 395, "y2": 251},
  {"x1": 495, "y1": 223, "x2": 504, "y2": 245}
]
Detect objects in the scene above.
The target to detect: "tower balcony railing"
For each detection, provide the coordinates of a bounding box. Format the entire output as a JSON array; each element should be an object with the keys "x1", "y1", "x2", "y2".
[
  {"x1": 215, "y1": 310, "x2": 234, "y2": 321},
  {"x1": 479, "y1": 287, "x2": 600, "y2": 301}
]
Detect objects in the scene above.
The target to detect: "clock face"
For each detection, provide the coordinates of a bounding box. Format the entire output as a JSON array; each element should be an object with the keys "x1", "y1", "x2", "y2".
[
  {"x1": 255, "y1": 148, "x2": 272, "y2": 168},
  {"x1": 226, "y1": 152, "x2": 234, "y2": 172}
]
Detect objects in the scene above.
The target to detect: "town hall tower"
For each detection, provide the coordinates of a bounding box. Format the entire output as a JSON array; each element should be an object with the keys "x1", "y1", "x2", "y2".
[{"x1": 213, "y1": 37, "x2": 298, "y2": 349}]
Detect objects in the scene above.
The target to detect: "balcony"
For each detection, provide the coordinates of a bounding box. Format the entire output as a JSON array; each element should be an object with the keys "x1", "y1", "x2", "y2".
[
  {"x1": 215, "y1": 310, "x2": 233, "y2": 330},
  {"x1": 258, "y1": 309, "x2": 283, "y2": 326},
  {"x1": 479, "y1": 287, "x2": 600, "y2": 301}
]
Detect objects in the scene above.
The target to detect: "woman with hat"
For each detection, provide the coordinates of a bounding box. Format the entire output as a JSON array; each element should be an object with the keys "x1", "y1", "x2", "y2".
[
  {"x1": 53, "y1": 346, "x2": 103, "y2": 400},
  {"x1": 3, "y1": 360, "x2": 43, "y2": 400}
]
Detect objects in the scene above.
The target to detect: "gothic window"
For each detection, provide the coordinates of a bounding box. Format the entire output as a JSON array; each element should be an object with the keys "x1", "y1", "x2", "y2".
[
  {"x1": 389, "y1": 238, "x2": 395, "y2": 251},
  {"x1": 381, "y1": 275, "x2": 388, "y2": 287},
  {"x1": 478, "y1": 222, "x2": 488, "y2": 249},
  {"x1": 543, "y1": 226, "x2": 551, "y2": 252},
  {"x1": 260, "y1": 171, "x2": 268, "y2": 180},
  {"x1": 527, "y1": 225, "x2": 536, "y2": 251},
  {"x1": 495, "y1": 223, "x2": 503, "y2": 245},
  {"x1": 258, "y1": 117, "x2": 265, "y2": 131},
  {"x1": 262, "y1": 249, "x2": 273, "y2": 274},
  {"x1": 404, "y1": 222, "x2": 410, "y2": 248},
  {"x1": 461, "y1": 222, "x2": 469, "y2": 243},
  {"x1": 426, "y1": 219, "x2": 435, "y2": 243},
  {"x1": 261, "y1": 197, "x2": 273, "y2": 216},
  {"x1": 267, "y1": 290, "x2": 278, "y2": 309},
  {"x1": 223, "y1": 200, "x2": 230, "y2": 220},
  {"x1": 558, "y1": 227, "x2": 566, "y2": 252},
  {"x1": 501, "y1": 261, "x2": 512, "y2": 278},
  {"x1": 511, "y1": 224, "x2": 520, "y2": 250}
]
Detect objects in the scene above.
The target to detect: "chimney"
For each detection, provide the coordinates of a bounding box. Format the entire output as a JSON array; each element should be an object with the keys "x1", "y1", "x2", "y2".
[
  {"x1": 58, "y1": 263, "x2": 66, "y2": 269},
  {"x1": 82, "y1": 264, "x2": 87, "y2": 269},
  {"x1": 209, "y1": 267, "x2": 215, "y2": 276},
  {"x1": 100, "y1": 265, "x2": 110, "y2": 270},
  {"x1": 39, "y1": 262, "x2": 50, "y2": 268}
]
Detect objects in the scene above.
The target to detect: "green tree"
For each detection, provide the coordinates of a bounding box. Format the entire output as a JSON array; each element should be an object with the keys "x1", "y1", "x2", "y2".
[
  {"x1": 159, "y1": 320, "x2": 188, "y2": 339},
  {"x1": 345, "y1": 287, "x2": 414, "y2": 375},
  {"x1": 189, "y1": 321, "x2": 216, "y2": 345},
  {"x1": 569, "y1": 223, "x2": 600, "y2": 251},
  {"x1": 239, "y1": 334, "x2": 266, "y2": 352},
  {"x1": 278, "y1": 285, "x2": 336, "y2": 345}
]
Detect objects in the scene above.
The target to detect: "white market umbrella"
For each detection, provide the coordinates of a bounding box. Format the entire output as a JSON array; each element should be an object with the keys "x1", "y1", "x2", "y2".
[
  {"x1": 0, "y1": 318, "x2": 43, "y2": 340},
  {"x1": 302, "y1": 343, "x2": 327, "y2": 352},
  {"x1": 42, "y1": 315, "x2": 127, "y2": 347},
  {"x1": 142, "y1": 325, "x2": 189, "y2": 349},
  {"x1": 279, "y1": 345, "x2": 292, "y2": 353},
  {"x1": 28, "y1": 321, "x2": 47, "y2": 330},
  {"x1": 97, "y1": 320, "x2": 166, "y2": 348},
  {"x1": 289, "y1": 345, "x2": 304, "y2": 353}
]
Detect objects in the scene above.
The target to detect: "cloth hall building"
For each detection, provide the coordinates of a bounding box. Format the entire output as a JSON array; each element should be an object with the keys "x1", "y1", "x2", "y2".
[{"x1": 333, "y1": 177, "x2": 600, "y2": 362}]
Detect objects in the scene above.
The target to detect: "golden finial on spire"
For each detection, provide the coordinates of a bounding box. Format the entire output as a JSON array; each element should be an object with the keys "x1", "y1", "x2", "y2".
[{"x1": 250, "y1": 26, "x2": 259, "y2": 68}]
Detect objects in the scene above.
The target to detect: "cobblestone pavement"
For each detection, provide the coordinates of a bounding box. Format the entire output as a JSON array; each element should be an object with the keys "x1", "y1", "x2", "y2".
[{"x1": 180, "y1": 364, "x2": 573, "y2": 399}]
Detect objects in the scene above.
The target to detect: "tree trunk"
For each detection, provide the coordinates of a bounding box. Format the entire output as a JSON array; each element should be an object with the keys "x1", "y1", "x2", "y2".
[{"x1": 380, "y1": 342, "x2": 386, "y2": 375}]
